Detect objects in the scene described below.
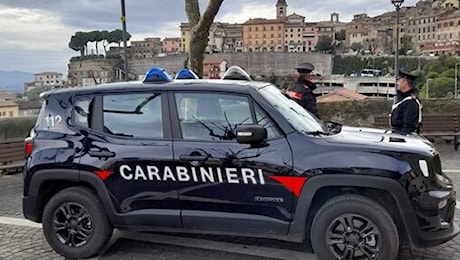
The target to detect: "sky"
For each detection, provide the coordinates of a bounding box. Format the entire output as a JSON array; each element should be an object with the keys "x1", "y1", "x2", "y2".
[{"x1": 0, "y1": 0, "x2": 419, "y2": 75}]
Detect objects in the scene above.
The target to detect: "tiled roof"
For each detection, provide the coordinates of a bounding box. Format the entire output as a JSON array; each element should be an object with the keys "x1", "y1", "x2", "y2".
[
  {"x1": 0, "y1": 100, "x2": 18, "y2": 107},
  {"x1": 317, "y1": 88, "x2": 367, "y2": 103}
]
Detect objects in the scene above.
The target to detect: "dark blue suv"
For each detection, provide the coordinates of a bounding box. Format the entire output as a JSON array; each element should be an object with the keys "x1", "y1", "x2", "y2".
[{"x1": 23, "y1": 73, "x2": 458, "y2": 259}]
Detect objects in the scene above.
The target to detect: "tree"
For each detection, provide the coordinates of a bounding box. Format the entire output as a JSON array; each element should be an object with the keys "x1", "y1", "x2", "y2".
[
  {"x1": 68, "y1": 32, "x2": 88, "y2": 57},
  {"x1": 101, "y1": 30, "x2": 111, "y2": 54},
  {"x1": 350, "y1": 42, "x2": 363, "y2": 53},
  {"x1": 400, "y1": 35, "x2": 413, "y2": 55},
  {"x1": 109, "y1": 29, "x2": 131, "y2": 47},
  {"x1": 427, "y1": 77, "x2": 455, "y2": 98},
  {"x1": 88, "y1": 30, "x2": 104, "y2": 55},
  {"x1": 315, "y1": 36, "x2": 334, "y2": 53},
  {"x1": 335, "y1": 29, "x2": 346, "y2": 42},
  {"x1": 185, "y1": 0, "x2": 224, "y2": 78}
]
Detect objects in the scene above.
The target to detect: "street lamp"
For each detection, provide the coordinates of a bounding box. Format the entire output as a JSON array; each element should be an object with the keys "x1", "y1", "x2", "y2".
[
  {"x1": 391, "y1": 0, "x2": 404, "y2": 102},
  {"x1": 455, "y1": 63, "x2": 460, "y2": 99},
  {"x1": 120, "y1": 0, "x2": 129, "y2": 81},
  {"x1": 426, "y1": 78, "x2": 433, "y2": 99}
]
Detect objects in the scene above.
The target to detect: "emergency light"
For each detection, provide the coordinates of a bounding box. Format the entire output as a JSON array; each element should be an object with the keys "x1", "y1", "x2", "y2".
[
  {"x1": 175, "y1": 68, "x2": 199, "y2": 80},
  {"x1": 222, "y1": 66, "x2": 252, "y2": 81},
  {"x1": 143, "y1": 67, "x2": 173, "y2": 83}
]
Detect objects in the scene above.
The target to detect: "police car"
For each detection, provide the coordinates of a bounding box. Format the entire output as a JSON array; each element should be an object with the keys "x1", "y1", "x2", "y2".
[{"x1": 23, "y1": 67, "x2": 458, "y2": 260}]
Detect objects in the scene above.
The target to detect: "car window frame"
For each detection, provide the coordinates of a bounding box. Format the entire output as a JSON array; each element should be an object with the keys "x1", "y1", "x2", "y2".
[
  {"x1": 168, "y1": 90, "x2": 282, "y2": 142},
  {"x1": 88, "y1": 91, "x2": 172, "y2": 141}
]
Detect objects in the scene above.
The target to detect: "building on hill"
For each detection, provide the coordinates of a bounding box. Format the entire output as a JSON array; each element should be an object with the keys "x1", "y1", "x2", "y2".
[
  {"x1": 317, "y1": 87, "x2": 368, "y2": 103},
  {"x1": 17, "y1": 100, "x2": 42, "y2": 117},
  {"x1": 276, "y1": 0, "x2": 288, "y2": 19},
  {"x1": 432, "y1": 0, "x2": 460, "y2": 8},
  {"x1": 131, "y1": 37, "x2": 163, "y2": 59},
  {"x1": 0, "y1": 101, "x2": 18, "y2": 118},
  {"x1": 421, "y1": 9, "x2": 460, "y2": 55},
  {"x1": 163, "y1": 37, "x2": 182, "y2": 55},
  {"x1": 0, "y1": 91, "x2": 17, "y2": 101},
  {"x1": 243, "y1": 18, "x2": 285, "y2": 52},
  {"x1": 67, "y1": 58, "x2": 122, "y2": 87},
  {"x1": 24, "y1": 72, "x2": 64, "y2": 93}
]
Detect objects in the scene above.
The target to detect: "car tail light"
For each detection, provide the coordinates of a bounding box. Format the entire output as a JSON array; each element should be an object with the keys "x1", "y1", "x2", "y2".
[{"x1": 25, "y1": 138, "x2": 33, "y2": 157}]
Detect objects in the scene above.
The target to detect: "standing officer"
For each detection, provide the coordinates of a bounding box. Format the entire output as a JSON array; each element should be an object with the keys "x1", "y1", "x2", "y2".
[
  {"x1": 390, "y1": 70, "x2": 422, "y2": 134},
  {"x1": 286, "y1": 62, "x2": 320, "y2": 118}
]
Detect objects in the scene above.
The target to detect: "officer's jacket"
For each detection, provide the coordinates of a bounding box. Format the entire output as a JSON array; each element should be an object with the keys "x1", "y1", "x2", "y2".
[
  {"x1": 390, "y1": 89, "x2": 422, "y2": 134},
  {"x1": 286, "y1": 78, "x2": 319, "y2": 118}
]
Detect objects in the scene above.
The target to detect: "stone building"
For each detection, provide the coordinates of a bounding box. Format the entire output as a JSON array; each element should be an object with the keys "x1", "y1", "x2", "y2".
[
  {"x1": 284, "y1": 13, "x2": 306, "y2": 52},
  {"x1": 0, "y1": 101, "x2": 18, "y2": 118},
  {"x1": 222, "y1": 23, "x2": 244, "y2": 53},
  {"x1": 242, "y1": 18, "x2": 285, "y2": 52},
  {"x1": 428, "y1": 9, "x2": 460, "y2": 55},
  {"x1": 67, "y1": 58, "x2": 122, "y2": 87},
  {"x1": 131, "y1": 37, "x2": 162, "y2": 58},
  {"x1": 163, "y1": 37, "x2": 182, "y2": 55},
  {"x1": 24, "y1": 72, "x2": 64, "y2": 93}
]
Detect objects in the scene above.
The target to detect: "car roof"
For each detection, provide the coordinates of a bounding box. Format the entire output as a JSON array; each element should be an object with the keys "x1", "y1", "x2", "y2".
[{"x1": 42, "y1": 80, "x2": 272, "y2": 98}]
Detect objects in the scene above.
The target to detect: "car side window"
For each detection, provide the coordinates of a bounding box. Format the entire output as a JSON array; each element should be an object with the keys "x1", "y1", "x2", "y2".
[
  {"x1": 102, "y1": 93, "x2": 163, "y2": 139},
  {"x1": 74, "y1": 96, "x2": 93, "y2": 128},
  {"x1": 175, "y1": 93, "x2": 280, "y2": 141},
  {"x1": 254, "y1": 104, "x2": 281, "y2": 139}
]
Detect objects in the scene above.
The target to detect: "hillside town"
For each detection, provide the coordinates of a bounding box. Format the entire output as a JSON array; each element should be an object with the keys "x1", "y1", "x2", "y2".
[{"x1": 0, "y1": 0, "x2": 459, "y2": 119}]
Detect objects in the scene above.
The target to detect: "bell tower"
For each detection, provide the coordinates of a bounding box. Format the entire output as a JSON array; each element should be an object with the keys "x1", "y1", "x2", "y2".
[{"x1": 276, "y1": 0, "x2": 287, "y2": 19}]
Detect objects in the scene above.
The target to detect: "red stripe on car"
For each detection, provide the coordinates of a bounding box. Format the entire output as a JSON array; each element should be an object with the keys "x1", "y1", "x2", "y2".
[{"x1": 269, "y1": 176, "x2": 307, "y2": 197}]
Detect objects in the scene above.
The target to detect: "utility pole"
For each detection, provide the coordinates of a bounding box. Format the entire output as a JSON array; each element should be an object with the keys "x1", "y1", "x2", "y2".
[{"x1": 121, "y1": 0, "x2": 129, "y2": 81}]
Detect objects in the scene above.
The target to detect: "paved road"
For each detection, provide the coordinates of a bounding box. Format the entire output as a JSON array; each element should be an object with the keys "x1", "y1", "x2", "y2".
[{"x1": 0, "y1": 141, "x2": 459, "y2": 260}]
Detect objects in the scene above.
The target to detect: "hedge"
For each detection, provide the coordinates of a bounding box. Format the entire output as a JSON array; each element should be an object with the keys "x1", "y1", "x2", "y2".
[{"x1": 0, "y1": 116, "x2": 37, "y2": 139}]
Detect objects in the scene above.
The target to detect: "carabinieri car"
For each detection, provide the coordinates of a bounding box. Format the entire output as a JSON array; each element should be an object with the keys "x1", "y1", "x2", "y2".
[{"x1": 23, "y1": 67, "x2": 458, "y2": 260}]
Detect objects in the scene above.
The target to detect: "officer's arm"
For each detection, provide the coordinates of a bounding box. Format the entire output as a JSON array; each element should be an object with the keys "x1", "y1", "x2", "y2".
[
  {"x1": 300, "y1": 91, "x2": 319, "y2": 118},
  {"x1": 401, "y1": 101, "x2": 419, "y2": 134}
]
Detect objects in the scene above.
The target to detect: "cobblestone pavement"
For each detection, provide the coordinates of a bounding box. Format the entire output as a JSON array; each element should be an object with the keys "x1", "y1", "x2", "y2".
[{"x1": 0, "y1": 142, "x2": 459, "y2": 260}]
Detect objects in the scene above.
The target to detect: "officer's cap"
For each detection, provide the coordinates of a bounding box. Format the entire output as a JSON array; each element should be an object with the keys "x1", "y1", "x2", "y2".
[
  {"x1": 397, "y1": 70, "x2": 417, "y2": 81},
  {"x1": 295, "y1": 62, "x2": 315, "y2": 73}
]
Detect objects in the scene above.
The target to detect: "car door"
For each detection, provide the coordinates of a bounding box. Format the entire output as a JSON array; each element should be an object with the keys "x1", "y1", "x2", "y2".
[
  {"x1": 170, "y1": 91, "x2": 296, "y2": 235},
  {"x1": 80, "y1": 91, "x2": 180, "y2": 228}
]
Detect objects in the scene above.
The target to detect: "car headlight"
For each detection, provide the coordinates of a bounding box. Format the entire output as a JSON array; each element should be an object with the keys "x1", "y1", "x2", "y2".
[{"x1": 419, "y1": 160, "x2": 429, "y2": 177}]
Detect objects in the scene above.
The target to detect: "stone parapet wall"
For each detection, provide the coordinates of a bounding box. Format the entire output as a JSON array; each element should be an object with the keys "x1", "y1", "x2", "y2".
[{"x1": 129, "y1": 53, "x2": 333, "y2": 78}]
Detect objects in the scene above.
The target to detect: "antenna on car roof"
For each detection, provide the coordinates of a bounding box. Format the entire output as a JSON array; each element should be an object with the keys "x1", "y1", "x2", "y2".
[
  {"x1": 143, "y1": 67, "x2": 173, "y2": 83},
  {"x1": 174, "y1": 68, "x2": 199, "y2": 80},
  {"x1": 222, "y1": 66, "x2": 252, "y2": 81}
]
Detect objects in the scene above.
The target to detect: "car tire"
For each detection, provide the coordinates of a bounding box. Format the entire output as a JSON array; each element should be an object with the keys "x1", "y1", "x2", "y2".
[
  {"x1": 42, "y1": 186, "x2": 113, "y2": 259},
  {"x1": 311, "y1": 194, "x2": 399, "y2": 260}
]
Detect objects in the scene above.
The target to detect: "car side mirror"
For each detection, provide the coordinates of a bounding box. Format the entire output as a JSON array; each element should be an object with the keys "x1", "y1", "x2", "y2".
[
  {"x1": 325, "y1": 121, "x2": 342, "y2": 134},
  {"x1": 235, "y1": 124, "x2": 267, "y2": 147}
]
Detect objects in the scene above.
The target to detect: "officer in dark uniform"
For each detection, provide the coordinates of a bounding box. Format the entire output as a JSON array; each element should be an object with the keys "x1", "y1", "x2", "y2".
[
  {"x1": 390, "y1": 70, "x2": 422, "y2": 134},
  {"x1": 286, "y1": 62, "x2": 320, "y2": 118}
]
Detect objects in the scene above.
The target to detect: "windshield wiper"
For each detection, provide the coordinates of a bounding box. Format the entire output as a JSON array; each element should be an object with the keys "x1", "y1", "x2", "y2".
[{"x1": 305, "y1": 131, "x2": 330, "y2": 136}]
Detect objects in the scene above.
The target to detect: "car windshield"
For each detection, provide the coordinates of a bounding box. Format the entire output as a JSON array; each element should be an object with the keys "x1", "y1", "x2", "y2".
[{"x1": 259, "y1": 85, "x2": 326, "y2": 135}]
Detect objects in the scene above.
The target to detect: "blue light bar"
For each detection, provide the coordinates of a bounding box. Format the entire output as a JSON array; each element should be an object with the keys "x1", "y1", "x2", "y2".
[
  {"x1": 175, "y1": 68, "x2": 199, "y2": 80},
  {"x1": 143, "y1": 67, "x2": 173, "y2": 83}
]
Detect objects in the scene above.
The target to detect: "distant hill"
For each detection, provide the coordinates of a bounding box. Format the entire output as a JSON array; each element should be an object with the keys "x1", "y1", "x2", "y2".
[{"x1": 0, "y1": 71, "x2": 34, "y2": 94}]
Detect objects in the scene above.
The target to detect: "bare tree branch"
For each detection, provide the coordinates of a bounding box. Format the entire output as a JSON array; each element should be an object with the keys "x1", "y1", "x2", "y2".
[
  {"x1": 196, "y1": 0, "x2": 224, "y2": 34},
  {"x1": 185, "y1": 0, "x2": 200, "y2": 28}
]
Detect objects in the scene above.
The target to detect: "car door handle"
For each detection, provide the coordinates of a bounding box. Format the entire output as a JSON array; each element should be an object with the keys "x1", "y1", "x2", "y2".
[
  {"x1": 88, "y1": 150, "x2": 115, "y2": 158},
  {"x1": 179, "y1": 155, "x2": 208, "y2": 162}
]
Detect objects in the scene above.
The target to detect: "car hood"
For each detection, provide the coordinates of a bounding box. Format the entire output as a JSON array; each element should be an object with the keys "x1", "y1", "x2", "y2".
[{"x1": 325, "y1": 126, "x2": 436, "y2": 156}]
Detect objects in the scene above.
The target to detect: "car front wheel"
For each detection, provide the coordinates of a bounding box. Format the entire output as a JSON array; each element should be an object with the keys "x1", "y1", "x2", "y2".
[{"x1": 311, "y1": 194, "x2": 399, "y2": 260}]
